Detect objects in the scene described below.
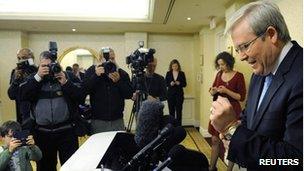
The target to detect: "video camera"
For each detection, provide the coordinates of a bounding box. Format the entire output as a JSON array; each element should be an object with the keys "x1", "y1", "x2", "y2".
[
  {"x1": 126, "y1": 41, "x2": 155, "y2": 71},
  {"x1": 125, "y1": 41, "x2": 156, "y2": 92},
  {"x1": 48, "y1": 41, "x2": 62, "y2": 76},
  {"x1": 99, "y1": 47, "x2": 117, "y2": 75}
]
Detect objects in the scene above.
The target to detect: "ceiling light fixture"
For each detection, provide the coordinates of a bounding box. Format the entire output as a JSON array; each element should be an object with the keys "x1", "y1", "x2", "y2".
[
  {"x1": 187, "y1": 17, "x2": 191, "y2": 21},
  {"x1": 72, "y1": 28, "x2": 76, "y2": 32},
  {"x1": 0, "y1": 0, "x2": 154, "y2": 22}
]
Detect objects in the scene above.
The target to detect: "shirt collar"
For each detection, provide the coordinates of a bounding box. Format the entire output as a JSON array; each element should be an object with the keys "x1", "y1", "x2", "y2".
[{"x1": 272, "y1": 41, "x2": 293, "y2": 75}]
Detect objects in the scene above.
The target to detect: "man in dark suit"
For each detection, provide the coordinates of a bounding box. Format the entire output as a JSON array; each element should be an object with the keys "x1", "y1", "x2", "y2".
[
  {"x1": 72, "y1": 63, "x2": 85, "y2": 82},
  {"x1": 210, "y1": 1, "x2": 302, "y2": 170}
]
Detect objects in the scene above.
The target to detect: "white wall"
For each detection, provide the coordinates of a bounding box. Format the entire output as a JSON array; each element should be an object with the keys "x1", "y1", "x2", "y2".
[
  {"x1": 148, "y1": 34, "x2": 195, "y2": 96},
  {"x1": 0, "y1": 31, "x2": 23, "y2": 122},
  {"x1": 275, "y1": 0, "x2": 303, "y2": 45}
]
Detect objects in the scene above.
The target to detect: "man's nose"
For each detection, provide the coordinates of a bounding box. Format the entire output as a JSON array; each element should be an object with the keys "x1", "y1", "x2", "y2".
[{"x1": 239, "y1": 51, "x2": 248, "y2": 61}]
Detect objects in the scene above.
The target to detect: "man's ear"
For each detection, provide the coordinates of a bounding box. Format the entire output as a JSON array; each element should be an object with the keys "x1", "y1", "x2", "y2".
[{"x1": 266, "y1": 26, "x2": 279, "y2": 44}]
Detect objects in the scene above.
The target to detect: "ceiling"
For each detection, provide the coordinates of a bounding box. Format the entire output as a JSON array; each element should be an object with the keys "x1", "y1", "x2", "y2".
[{"x1": 0, "y1": 0, "x2": 232, "y2": 34}]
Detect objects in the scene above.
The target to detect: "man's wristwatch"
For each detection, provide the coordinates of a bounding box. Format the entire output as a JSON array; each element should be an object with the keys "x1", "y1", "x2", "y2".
[{"x1": 224, "y1": 122, "x2": 240, "y2": 140}]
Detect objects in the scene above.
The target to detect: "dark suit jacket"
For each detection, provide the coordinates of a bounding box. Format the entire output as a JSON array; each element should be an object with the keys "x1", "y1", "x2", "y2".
[
  {"x1": 144, "y1": 73, "x2": 167, "y2": 101},
  {"x1": 165, "y1": 71, "x2": 187, "y2": 97},
  {"x1": 228, "y1": 41, "x2": 303, "y2": 170}
]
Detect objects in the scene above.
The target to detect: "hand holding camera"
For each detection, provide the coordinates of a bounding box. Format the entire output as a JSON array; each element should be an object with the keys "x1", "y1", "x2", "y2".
[
  {"x1": 8, "y1": 138, "x2": 22, "y2": 153},
  {"x1": 100, "y1": 47, "x2": 117, "y2": 75},
  {"x1": 38, "y1": 59, "x2": 50, "y2": 78},
  {"x1": 14, "y1": 69, "x2": 23, "y2": 80},
  {"x1": 26, "y1": 135, "x2": 35, "y2": 146},
  {"x1": 54, "y1": 71, "x2": 67, "y2": 85},
  {"x1": 95, "y1": 64, "x2": 105, "y2": 76},
  {"x1": 13, "y1": 130, "x2": 30, "y2": 147},
  {"x1": 108, "y1": 71, "x2": 120, "y2": 83}
]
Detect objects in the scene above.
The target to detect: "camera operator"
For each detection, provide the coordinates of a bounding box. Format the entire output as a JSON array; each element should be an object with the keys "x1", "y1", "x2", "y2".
[
  {"x1": 20, "y1": 51, "x2": 81, "y2": 171},
  {"x1": 7, "y1": 48, "x2": 38, "y2": 128},
  {"x1": 82, "y1": 48, "x2": 133, "y2": 134},
  {"x1": 132, "y1": 58, "x2": 167, "y2": 101}
]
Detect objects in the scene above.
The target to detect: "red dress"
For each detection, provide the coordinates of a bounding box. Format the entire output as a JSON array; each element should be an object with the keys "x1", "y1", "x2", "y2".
[{"x1": 208, "y1": 71, "x2": 246, "y2": 136}]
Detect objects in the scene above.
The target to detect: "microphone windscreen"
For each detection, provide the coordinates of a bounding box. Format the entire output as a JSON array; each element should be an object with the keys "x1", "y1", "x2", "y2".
[
  {"x1": 135, "y1": 100, "x2": 164, "y2": 148},
  {"x1": 168, "y1": 144, "x2": 186, "y2": 160},
  {"x1": 162, "y1": 126, "x2": 186, "y2": 151}
]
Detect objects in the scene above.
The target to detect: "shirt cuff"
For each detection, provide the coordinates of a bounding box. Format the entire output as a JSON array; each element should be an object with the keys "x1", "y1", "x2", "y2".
[{"x1": 34, "y1": 74, "x2": 42, "y2": 82}]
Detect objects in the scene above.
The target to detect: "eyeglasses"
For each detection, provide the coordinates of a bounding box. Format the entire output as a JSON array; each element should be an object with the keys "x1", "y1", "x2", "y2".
[{"x1": 235, "y1": 32, "x2": 265, "y2": 54}]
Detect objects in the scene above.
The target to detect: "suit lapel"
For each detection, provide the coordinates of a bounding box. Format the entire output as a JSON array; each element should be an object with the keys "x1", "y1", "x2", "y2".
[
  {"x1": 251, "y1": 75, "x2": 284, "y2": 130},
  {"x1": 248, "y1": 77, "x2": 264, "y2": 129},
  {"x1": 250, "y1": 41, "x2": 300, "y2": 130},
  {"x1": 171, "y1": 72, "x2": 174, "y2": 81}
]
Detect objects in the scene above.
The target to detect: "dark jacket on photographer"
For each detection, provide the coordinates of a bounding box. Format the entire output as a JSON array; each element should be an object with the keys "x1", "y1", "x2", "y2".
[
  {"x1": 8, "y1": 65, "x2": 37, "y2": 128},
  {"x1": 83, "y1": 65, "x2": 133, "y2": 121},
  {"x1": 144, "y1": 73, "x2": 167, "y2": 101},
  {"x1": 20, "y1": 72, "x2": 83, "y2": 133},
  {"x1": 20, "y1": 69, "x2": 83, "y2": 170}
]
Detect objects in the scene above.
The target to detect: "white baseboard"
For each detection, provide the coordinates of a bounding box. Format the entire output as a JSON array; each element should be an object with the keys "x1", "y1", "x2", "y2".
[
  {"x1": 194, "y1": 120, "x2": 200, "y2": 127},
  {"x1": 199, "y1": 127, "x2": 211, "y2": 137}
]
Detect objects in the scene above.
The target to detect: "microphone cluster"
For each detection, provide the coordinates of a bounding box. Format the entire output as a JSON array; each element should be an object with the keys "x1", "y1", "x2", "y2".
[
  {"x1": 124, "y1": 123, "x2": 185, "y2": 170},
  {"x1": 124, "y1": 100, "x2": 208, "y2": 171}
]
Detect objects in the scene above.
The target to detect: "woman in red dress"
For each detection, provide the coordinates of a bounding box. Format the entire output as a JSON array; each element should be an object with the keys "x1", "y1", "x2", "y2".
[{"x1": 208, "y1": 52, "x2": 246, "y2": 171}]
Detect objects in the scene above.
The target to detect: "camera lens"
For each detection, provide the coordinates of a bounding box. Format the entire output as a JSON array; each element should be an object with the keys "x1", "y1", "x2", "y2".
[
  {"x1": 50, "y1": 62, "x2": 61, "y2": 74},
  {"x1": 102, "y1": 61, "x2": 116, "y2": 75}
]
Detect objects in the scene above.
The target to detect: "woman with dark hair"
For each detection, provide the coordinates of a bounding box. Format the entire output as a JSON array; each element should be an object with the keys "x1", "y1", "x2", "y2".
[
  {"x1": 165, "y1": 59, "x2": 187, "y2": 126},
  {"x1": 208, "y1": 52, "x2": 246, "y2": 171}
]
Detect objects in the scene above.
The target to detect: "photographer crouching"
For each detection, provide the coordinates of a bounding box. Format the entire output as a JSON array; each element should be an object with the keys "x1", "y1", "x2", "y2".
[
  {"x1": 19, "y1": 43, "x2": 82, "y2": 171},
  {"x1": 8, "y1": 48, "x2": 38, "y2": 129},
  {"x1": 82, "y1": 47, "x2": 133, "y2": 134}
]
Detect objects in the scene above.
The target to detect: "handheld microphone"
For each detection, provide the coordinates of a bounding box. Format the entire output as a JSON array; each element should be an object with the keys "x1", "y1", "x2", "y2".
[
  {"x1": 126, "y1": 123, "x2": 174, "y2": 169},
  {"x1": 153, "y1": 145, "x2": 186, "y2": 171}
]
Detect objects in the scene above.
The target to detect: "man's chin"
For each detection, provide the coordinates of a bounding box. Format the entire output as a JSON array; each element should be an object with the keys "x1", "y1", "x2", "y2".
[{"x1": 253, "y1": 69, "x2": 263, "y2": 76}]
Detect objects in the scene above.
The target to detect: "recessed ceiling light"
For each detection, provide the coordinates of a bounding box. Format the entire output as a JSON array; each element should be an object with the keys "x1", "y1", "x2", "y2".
[
  {"x1": 72, "y1": 28, "x2": 76, "y2": 32},
  {"x1": 187, "y1": 17, "x2": 191, "y2": 21}
]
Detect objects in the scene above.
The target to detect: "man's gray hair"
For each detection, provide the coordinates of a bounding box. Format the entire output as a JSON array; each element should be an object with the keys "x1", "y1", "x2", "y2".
[{"x1": 225, "y1": 1, "x2": 291, "y2": 43}]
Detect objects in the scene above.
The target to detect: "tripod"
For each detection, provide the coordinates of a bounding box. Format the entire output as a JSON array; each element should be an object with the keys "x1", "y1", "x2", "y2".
[{"x1": 126, "y1": 70, "x2": 147, "y2": 132}]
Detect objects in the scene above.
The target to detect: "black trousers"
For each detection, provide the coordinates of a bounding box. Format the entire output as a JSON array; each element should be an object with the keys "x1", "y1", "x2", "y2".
[
  {"x1": 168, "y1": 95, "x2": 184, "y2": 126},
  {"x1": 35, "y1": 128, "x2": 78, "y2": 171}
]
